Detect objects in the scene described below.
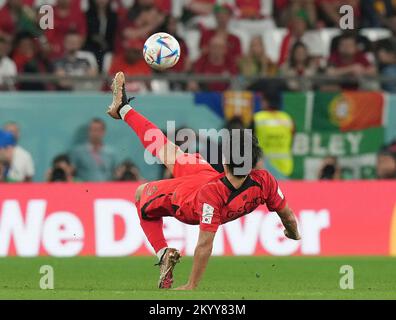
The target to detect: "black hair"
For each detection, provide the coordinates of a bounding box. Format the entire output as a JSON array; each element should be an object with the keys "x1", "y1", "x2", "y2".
[
  {"x1": 222, "y1": 129, "x2": 261, "y2": 178},
  {"x1": 289, "y1": 41, "x2": 310, "y2": 68},
  {"x1": 225, "y1": 117, "x2": 244, "y2": 131},
  {"x1": 52, "y1": 154, "x2": 71, "y2": 167},
  {"x1": 338, "y1": 33, "x2": 358, "y2": 46}
]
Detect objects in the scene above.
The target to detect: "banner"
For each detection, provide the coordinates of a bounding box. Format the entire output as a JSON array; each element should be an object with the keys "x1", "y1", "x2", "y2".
[
  {"x1": 284, "y1": 92, "x2": 386, "y2": 179},
  {"x1": 0, "y1": 182, "x2": 395, "y2": 257}
]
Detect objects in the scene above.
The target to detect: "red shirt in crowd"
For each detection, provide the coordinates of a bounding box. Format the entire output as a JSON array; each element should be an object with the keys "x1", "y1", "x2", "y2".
[
  {"x1": 45, "y1": 5, "x2": 87, "y2": 59},
  {"x1": 235, "y1": 0, "x2": 262, "y2": 18},
  {"x1": 200, "y1": 30, "x2": 242, "y2": 60},
  {"x1": 328, "y1": 51, "x2": 371, "y2": 69},
  {"x1": 194, "y1": 53, "x2": 238, "y2": 92}
]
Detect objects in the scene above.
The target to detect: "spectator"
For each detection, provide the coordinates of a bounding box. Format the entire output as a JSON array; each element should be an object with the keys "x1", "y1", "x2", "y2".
[
  {"x1": 280, "y1": 41, "x2": 318, "y2": 91},
  {"x1": 327, "y1": 34, "x2": 377, "y2": 90},
  {"x1": 376, "y1": 38, "x2": 396, "y2": 92},
  {"x1": 0, "y1": 0, "x2": 39, "y2": 41},
  {"x1": 114, "y1": 160, "x2": 141, "y2": 181},
  {"x1": 361, "y1": 0, "x2": 396, "y2": 27},
  {"x1": 239, "y1": 36, "x2": 277, "y2": 78},
  {"x1": 158, "y1": 15, "x2": 191, "y2": 73},
  {"x1": 385, "y1": 15, "x2": 396, "y2": 40},
  {"x1": 200, "y1": 4, "x2": 241, "y2": 61},
  {"x1": 85, "y1": 0, "x2": 118, "y2": 71},
  {"x1": 54, "y1": 31, "x2": 98, "y2": 91},
  {"x1": 316, "y1": 0, "x2": 361, "y2": 27},
  {"x1": 278, "y1": 15, "x2": 308, "y2": 66},
  {"x1": 108, "y1": 38, "x2": 152, "y2": 92},
  {"x1": 46, "y1": 154, "x2": 76, "y2": 182},
  {"x1": 235, "y1": 0, "x2": 269, "y2": 20},
  {"x1": 45, "y1": 0, "x2": 87, "y2": 59},
  {"x1": 276, "y1": 0, "x2": 317, "y2": 28},
  {"x1": 318, "y1": 156, "x2": 341, "y2": 180},
  {"x1": 0, "y1": 129, "x2": 15, "y2": 182},
  {"x1": 71, "y1": 118, "x2": 116, "y2": 182},
  {"x1": 116, "y1": 0, "x2": 165, "y2": 53},
  {"x1": 191, "y1": 35, "x2": 238, "y2": 92},
  {"x1": 330, "y1": 30, "x2": 373, "y2": 55},
  {"x1": 182, "y1": 0, "x2": 216, "y2": 21},
  {"x1": 254, "y1": 93, "x2": 294, "y2": 177},
  {"x1": 376, "y1": 150, "x2": 396, "y2": 179},
  {"x1": 12, "y1": 32, "x2": 53, "y2": 90},
  {"x1": 3, "y1": 121, "x2": 35, "y2": 182},
  {"x1": 0, "y1": 36, "x2": 16, "y2": 90}
]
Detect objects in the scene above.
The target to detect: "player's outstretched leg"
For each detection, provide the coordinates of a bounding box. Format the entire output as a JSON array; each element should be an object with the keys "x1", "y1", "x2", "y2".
[{"x1": 107, "y1": 71, "x2": 183, "y2": 174}]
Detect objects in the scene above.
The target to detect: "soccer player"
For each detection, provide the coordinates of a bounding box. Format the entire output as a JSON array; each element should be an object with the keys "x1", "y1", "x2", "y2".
[{"x1": 107, "y1": 72, "x2": 301, "y2": 290}]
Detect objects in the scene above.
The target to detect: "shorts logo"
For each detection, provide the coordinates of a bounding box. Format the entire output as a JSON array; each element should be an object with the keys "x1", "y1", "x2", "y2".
[
  {"x1": 202, "y1": 203, "x2": 214, "y2": 224},
  {"x1": 277, "y1": 187, "x2": 284, "y2": 199}
]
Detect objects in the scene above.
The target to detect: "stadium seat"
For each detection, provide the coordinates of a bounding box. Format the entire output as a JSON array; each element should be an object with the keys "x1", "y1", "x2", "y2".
[
  {"x1": 261, "y1": 28, "x2": 287, "y2": 63},
  {"x1": 76, "y1": 51, "x2": 99, "y2": 73},
  {"x1": 102, "y1": 53, "x2": 113, "y2": 75},
  {"x1": 360, "y1": 28, "x2": 392, "y2": 42},
  {"x1": 317, "y1": 28, "x2": 342, "y2": 58}
]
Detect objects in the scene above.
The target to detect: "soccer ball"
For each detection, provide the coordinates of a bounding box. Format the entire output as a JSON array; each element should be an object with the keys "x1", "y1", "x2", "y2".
[{"x1": 143, "y1": 32, "x2": 181, "y2": 71}]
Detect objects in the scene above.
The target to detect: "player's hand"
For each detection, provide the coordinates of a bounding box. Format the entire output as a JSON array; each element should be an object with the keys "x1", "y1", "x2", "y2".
[
  {"x1": 174, "y1": 284, "x2": 195, "y2": 290},
  {"x1": 284, "y1": 229, "x2": 301, "y2": 240}
]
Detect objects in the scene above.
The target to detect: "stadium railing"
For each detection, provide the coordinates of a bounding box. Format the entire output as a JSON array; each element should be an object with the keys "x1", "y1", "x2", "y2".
[{"x1": 2, "y1": 74, "x2": 396, "y2": 92}]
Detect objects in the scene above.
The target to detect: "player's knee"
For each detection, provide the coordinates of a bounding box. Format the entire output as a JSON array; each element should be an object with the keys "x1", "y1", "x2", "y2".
[{"x1": 135, "y1": 183, "x2": 147, "y2": 202}]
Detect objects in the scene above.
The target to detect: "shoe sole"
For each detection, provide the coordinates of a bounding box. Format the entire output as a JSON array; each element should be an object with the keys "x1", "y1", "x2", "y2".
[
  {"x1": 107, "y1": 72, "x2": 125, "y2": 119},
  {"x1": 158, "y1": 251, "x2": 181, "y2": 289}
]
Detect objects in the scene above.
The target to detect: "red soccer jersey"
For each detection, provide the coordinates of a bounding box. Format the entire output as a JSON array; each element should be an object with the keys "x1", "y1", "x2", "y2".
[
  {"x1": 172, "y1": 169, "x2": 286, "y2": 233},
  {"x1": 139, "y1": 153, "x2": 286, "y2": 234}
]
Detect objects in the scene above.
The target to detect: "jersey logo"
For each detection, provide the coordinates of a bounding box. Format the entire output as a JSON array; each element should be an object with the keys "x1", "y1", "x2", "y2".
[
  {"x1": 202, "y1": 203, "x2": 214, "y2": 224},
  {"x1": 277, "y1": 187, "x2": 284, "y2": 199}
]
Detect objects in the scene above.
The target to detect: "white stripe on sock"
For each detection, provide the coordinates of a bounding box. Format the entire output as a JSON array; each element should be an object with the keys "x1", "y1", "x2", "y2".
[
  {"x1": 156, "y1": 247, "x2": 168, "y2": 261},
  {"x1": 120, "y1": 105, "x2": 132, "y2": 120}
]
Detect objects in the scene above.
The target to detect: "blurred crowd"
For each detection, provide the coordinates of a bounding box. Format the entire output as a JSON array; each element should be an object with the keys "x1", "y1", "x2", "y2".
[
  {"x1": 0, "y1": 119, "x2": 142, "y2": 182},
  {"x1": 0, "y1": 0, "x2": 395, "y2": 92},
  {"x1": 1, "y1": 116, "x2": 396, "y2": 183}
]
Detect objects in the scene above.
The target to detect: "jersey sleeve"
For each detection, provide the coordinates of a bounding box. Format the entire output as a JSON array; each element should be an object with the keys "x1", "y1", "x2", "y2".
[
  {"x1": 264, "y1": 171, "x2": 287, "y2": 212},
  {"x1": 196, "y1": 184, "x2": 222, "y2": 233}
]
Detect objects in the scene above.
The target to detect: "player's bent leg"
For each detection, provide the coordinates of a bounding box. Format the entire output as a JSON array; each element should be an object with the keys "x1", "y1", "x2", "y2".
[
  {"x1": 135, "y1": 183, "x2": 148, "y2": 202},
  {"x1": 135, "y1": 183, "x2": 181, "y2": 289}
]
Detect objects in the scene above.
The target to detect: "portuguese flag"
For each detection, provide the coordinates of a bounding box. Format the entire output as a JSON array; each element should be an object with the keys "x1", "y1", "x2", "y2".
[
  {"x1": 312, "y1": 92, "x2": 385, "y2": 132},
  {"x1": 283, "y1": 91, "x2": 386, "y2": 180}
]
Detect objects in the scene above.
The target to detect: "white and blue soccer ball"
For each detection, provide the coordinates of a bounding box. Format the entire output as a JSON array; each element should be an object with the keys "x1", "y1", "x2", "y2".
[{"x1": 143, "y1": 32, "x2": 181, "y2": 71}]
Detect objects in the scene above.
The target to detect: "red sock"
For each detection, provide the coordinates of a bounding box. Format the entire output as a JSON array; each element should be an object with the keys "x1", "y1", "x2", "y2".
[
  {"x1": 124, "y1": 108, "x2": 168, "y2": 157},
  {"x1": 136, "y1": 201, "x2": 168, "y2": 253}
]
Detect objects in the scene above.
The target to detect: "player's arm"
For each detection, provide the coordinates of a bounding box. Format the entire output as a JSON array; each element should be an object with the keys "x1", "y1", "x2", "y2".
[
  {"x1": 277, "y1": 204, "x2": 301, "y2": 240},
  {"x1": 175, "y1": 230, "x2": 215, "y2": 290},
  {"x1": 264, "y1": 171, "x2": 301, "y2": 241}
]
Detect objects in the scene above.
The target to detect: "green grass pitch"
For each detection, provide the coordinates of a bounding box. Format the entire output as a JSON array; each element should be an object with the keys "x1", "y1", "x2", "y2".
[{"x1": 0, "y1": 256, "x2": 395, "y2": 299}]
